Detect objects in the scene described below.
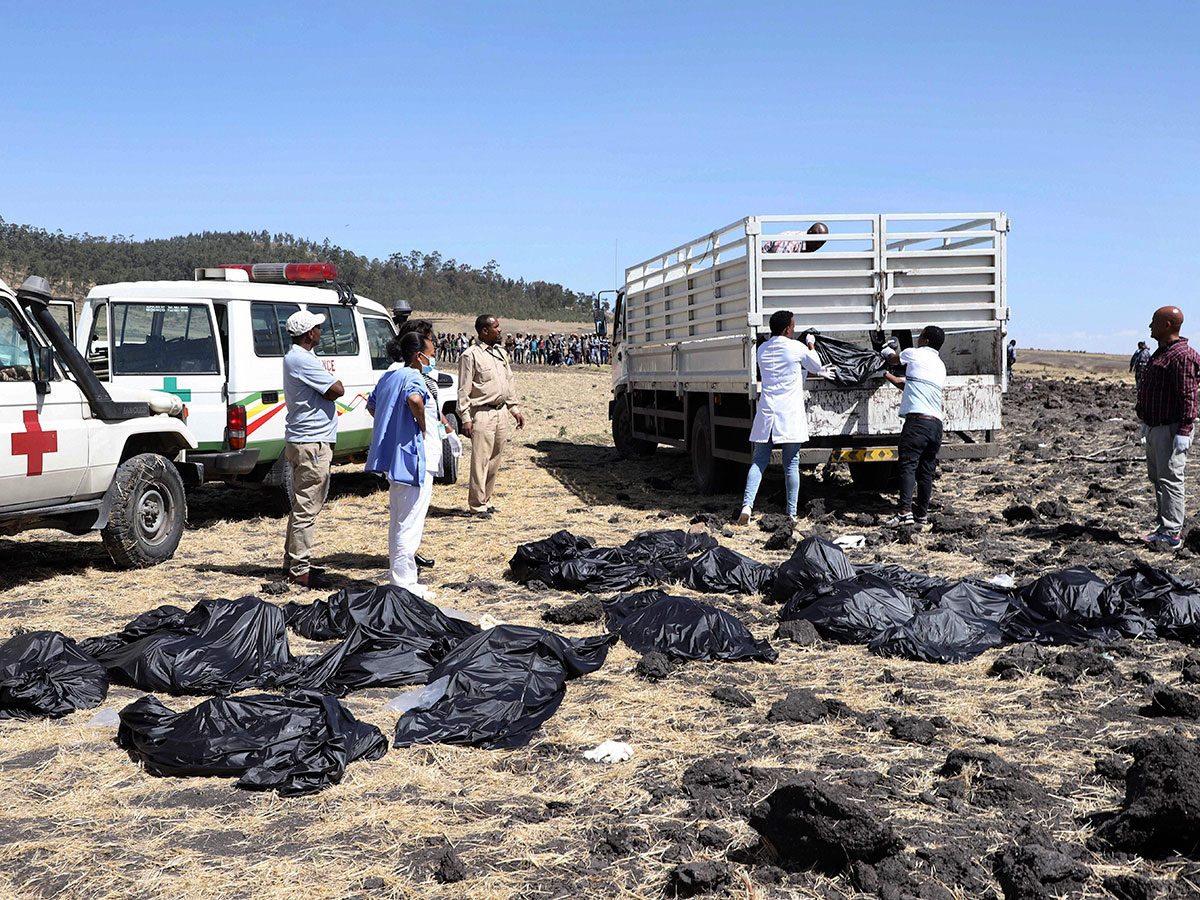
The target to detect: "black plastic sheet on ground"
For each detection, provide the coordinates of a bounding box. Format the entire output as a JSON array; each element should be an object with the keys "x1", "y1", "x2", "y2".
[
  {"x1": 510, "y1": 529, "x2": 723, "y2": 594},
  {"x1": 80, "y1": 596, "x2": 292, "y2": 695},
  {"x1": 671, "y1": 546, "x2": 775, "y2": 595},
  {"x1": 869, "y1": 608, "x2": 1004, "y2": 663},
  {"x1": 0, "y1": 631, "x2": 108, "y2": 720},
  {"x1": 281, "y1": 588, "x2": 481, "y2": 694},
  {"x1": 117, "y1": 690, "x2": 387, "y2": 796},
  {"x1": 393, "y1": 625, "x2": 615, "y2": 749},
  {"x1": 604, "y1": 590, "x2": 777, "y2": 662},
  {"x1": 770, "y1": 537, "x2": 857, "y2": 605},
  {"x1": 808, "y1": 334, "x2": 888, "y2": 387},
  {"x1": 508, "y1": 530, "x2": 596, "y2": 583},
  {"x1": 781, "y1": 573, "x2": 917, "y2": 643}
]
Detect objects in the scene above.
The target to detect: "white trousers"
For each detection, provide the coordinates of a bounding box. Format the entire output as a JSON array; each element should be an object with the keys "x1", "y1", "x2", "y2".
[{"x1": 389, "y1": 475, "x2": 434, "y2": 592}]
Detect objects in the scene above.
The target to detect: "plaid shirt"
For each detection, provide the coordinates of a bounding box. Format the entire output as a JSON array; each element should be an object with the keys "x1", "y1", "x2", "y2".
[{"x1": 1136, "y1": 337, "x2": 1200, "y2": 435}]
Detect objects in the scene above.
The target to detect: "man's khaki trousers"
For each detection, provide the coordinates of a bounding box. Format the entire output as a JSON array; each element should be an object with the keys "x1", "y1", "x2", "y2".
[
  {"x1": 468, "y1": 407, "x2": 511, "y2": 513},
  {"x1": 283, "y1": 441, "x2": 333, "y2": 577}
]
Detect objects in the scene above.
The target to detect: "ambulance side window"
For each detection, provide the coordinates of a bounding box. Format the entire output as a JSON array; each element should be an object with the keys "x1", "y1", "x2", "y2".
[
  {"x1": 251, "y1": 302, "x2": 300, "y2": 357},
  {"x1": 311, "y1": 305, "x2": 359, "y2": 357},
  {"x1": 362, "y1": 316, "x2": 396, "y2": 370},
  {"x1": 0, "y1": 301, "x2": 34, "y2": 381}
]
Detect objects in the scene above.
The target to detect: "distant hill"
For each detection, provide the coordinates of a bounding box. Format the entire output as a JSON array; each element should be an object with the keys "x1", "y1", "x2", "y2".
[{"x1": 0, "y1": 218, "x2": 599, "y2": 322}]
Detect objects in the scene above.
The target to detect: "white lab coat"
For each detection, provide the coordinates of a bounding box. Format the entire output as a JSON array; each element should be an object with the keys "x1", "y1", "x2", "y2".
[{"x1": 749, "y1": 336, "x2": 824, "y2": 444}]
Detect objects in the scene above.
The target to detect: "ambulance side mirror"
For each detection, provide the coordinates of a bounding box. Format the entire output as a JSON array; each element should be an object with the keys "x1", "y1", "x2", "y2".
[{"x1": 34, "y1": 345, "x2": 54, "y2": 395}]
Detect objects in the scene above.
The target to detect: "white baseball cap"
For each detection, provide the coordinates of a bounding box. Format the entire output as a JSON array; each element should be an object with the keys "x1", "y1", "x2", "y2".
[{"x1": 286, "y1": 309, "x2": 326, "y2": 336}]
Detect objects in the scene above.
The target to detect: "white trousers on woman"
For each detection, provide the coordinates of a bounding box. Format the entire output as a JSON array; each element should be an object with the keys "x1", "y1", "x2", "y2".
[{"x1": 389, "y1": 474, "x2": 434, "y2": 594}]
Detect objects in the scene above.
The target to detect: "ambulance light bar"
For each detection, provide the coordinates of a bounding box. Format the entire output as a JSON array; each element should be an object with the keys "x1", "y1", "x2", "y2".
[{"x1": 215, "y1": 263, "x2": 339, "y2": 283}]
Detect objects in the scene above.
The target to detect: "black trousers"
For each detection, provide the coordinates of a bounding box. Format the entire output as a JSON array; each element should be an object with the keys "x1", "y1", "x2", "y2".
[{"x1": 898, "y1": 416, "x2": 943, "y2": 518}]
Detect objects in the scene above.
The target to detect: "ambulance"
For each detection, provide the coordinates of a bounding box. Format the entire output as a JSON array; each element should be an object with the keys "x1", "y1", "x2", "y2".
[{"x1": 75, "y1": 263, "x2": 460, "y2": 502}]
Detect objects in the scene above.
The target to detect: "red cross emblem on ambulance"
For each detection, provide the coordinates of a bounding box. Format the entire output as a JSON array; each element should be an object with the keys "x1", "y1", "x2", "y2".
[{"x1": 12, "y1": 410, "x2": 58, "y2": 476}]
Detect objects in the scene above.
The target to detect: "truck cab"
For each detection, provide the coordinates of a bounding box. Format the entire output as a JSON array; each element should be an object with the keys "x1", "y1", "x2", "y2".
[{"x1": 1, "y1": 275, "x2": 197, "y2": 567}]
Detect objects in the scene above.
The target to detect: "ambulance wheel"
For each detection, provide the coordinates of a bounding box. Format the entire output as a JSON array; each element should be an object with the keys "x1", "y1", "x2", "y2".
[
  {"x1": 436, "y1": 412, "x2": 460, "y2": 485},
  {"x1": 102, "y1": 453, "x2": 187, "y2": 568}
]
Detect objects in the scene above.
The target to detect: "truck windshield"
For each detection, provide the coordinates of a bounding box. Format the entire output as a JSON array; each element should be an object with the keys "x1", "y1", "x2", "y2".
[{"x1": 110, "y1": 302, "x2": 219, "y2": 375}]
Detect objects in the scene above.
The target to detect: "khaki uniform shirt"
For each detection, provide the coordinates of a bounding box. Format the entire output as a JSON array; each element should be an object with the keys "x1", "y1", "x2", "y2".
[{"x1": 458, "y1": 343, "x2": 520, "y2": 425}]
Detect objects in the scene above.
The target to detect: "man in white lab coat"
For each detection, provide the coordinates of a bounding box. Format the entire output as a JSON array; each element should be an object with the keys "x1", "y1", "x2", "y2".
[{"x1": 738, "y1": 310, "x2": 834, "y2": 524}]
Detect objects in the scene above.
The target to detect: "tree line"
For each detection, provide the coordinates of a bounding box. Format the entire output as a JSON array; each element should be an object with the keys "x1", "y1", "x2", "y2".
[{"x1": 0, "y1": 218, "x2": 600, "y2": 322}]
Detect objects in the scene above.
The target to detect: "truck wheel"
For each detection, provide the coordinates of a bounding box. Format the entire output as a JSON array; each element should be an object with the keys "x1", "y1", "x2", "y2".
[
  {"x1": 101, "y1": 453, "x2": 187, "y2": 568},
  {"x1": 848, "y1": 461, "x2": 899, "y2": 491},
  {"x1": 612, "y1": 393, "x2": 656, "y2": 458},
  {"x1": 436, "y1": 412, "x2": 460, "y2": 485},
  {"x1": 269, "y1": 454, "x2": 295, "y2": 517}
]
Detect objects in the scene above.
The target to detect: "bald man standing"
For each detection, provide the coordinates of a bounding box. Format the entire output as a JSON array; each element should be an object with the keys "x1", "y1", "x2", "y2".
[{"x1": 1135, "y1": 306, "x2": 1200, "y2": 549}]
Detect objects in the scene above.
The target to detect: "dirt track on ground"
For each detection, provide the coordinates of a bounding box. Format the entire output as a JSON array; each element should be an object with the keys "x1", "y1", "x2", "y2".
[{"x1": 1, "y1": 361, "x2": 1199, "y2": 899}]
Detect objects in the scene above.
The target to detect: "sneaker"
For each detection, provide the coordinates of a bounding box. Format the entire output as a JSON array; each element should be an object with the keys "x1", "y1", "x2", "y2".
[
  {"x1": 1141, "y1": 531, "x2": 1164, "y2": 545},
  {"x1": 886, "y1": 513, "x2": 914, "y2": 527},
  {"x1": 737, "y1": 507, "x2": 751, "y2": 526},
  {"x1": 913, "y1": 516, "x2": 930, "y2": 531},
  {"x1": 1161, "y1": 532, "x2": 1183, "y2": 550}
]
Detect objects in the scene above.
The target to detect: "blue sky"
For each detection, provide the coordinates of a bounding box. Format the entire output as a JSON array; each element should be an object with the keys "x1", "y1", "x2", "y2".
[{"x1": 1, "y1": 1, "x2": 1196, "y2": 352}]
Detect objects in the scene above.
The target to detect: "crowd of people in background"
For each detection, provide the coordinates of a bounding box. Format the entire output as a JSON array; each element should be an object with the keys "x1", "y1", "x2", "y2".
[{"x1": 436, "y1": 331, "x2": 609, "y2": 367}]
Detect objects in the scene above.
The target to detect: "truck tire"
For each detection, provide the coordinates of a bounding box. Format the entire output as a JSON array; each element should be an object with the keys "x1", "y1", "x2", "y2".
[
  {"x1": 848, "y1": 461, "x2": 899, "y2": 491},
  {"x1": 436, "y1": 412, "x2": 460, "y2": 485},
  {"x1": 612, "y1": 393, "x2": 656, "y2": 458},
  {"x1": 269, "y1": 453, "x2": 295, "y2": 517},
  {"x1": 101, "y1": 453, "x2": 187, "y2": 568}
]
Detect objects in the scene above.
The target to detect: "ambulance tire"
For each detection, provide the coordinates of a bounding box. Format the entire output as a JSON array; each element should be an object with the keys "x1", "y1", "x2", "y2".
[
  {"x1": 436, "y1": 412, "x2": 460, "y2": 486},
  {"x1": 101, "y1": 453, "x2": 187, "y2": 568}
]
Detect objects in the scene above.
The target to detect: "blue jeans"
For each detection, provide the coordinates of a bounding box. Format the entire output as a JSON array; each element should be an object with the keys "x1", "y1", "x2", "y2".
[{"x1": 742, "y1": 441, "x2": 801, "y2": 515}]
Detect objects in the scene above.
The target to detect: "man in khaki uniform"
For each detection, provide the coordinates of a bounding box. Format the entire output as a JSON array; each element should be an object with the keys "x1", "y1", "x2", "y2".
[{"x1": 458, "y1": 314, "x2": 525, "y2": 516}]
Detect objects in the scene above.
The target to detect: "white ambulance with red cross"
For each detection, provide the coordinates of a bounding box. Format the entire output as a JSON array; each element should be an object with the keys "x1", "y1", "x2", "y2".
[
  {"x1": 1, "y1": 275, "x2": 197, "y2": 567},
  {"x1": 76, "y1": 264, "x2": 460, "y2": 503}
]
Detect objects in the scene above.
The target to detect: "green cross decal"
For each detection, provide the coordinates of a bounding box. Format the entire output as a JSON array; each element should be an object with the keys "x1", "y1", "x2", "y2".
[{"x1": 161, "y1": 377, "x2": 192, "y2": 401}]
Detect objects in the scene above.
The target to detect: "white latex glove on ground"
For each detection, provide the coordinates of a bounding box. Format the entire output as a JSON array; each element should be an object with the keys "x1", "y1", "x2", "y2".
[
  {"x1": 478, "y1": 613, "x2": 501, "y2": 630},
  {"x1": 583, "y1": 740, "x2": 633, "y2": 763},
  {"x1": 817, "y1": 365, "x2": 837, "y2": 380},
  {"x1": 1175, "y1": 433, "x2": 1192, "y2": 454}
]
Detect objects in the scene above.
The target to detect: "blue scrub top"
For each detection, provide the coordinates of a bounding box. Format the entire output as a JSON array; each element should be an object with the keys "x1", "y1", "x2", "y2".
[{"x1": 365, "y1": 368, "x2": 428, "y2": 486}]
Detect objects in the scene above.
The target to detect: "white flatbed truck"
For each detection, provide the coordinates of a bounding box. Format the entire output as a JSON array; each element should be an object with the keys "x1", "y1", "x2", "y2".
[{"x1": 609, "y1": 213, "x2": 1010, "y2": 491}]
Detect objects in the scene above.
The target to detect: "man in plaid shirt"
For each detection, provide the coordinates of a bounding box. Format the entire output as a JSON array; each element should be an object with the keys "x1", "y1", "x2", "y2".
[{"x1": 1135, "y1": 306, "x2": 1200, "y2": 548}]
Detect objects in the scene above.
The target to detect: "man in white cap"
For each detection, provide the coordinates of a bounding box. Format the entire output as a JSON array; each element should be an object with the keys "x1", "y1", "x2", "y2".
[{"x1": 282, "y1": 309, "x2": 345, "y2": 586}]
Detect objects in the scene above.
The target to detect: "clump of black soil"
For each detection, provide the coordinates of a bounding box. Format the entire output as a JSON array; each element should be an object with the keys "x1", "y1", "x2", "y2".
[
  {"x1": 757, "y1": 513, "x2": 794, "y2": 533},
  {"x1": 936, "y1": 749, "x2": 1047, "y2": 807},
  {"x1": 767, "y1": 689, "x2": 850, "y2": 724},
  {"x1": 433, "y1": 846, "x2": 467, "y2": 883},
  {"x1": 992, "y1": 823, "x2": 1090, "y2": 900},
  {"x1": 711, "y1": 686, "x2": 755, "y2": 708},
  {"x1": 1144, "y1": 685, "x2": 1200, "y2": 719},
  {"x1": 542, "y1": 596, "x2": 604, "y2": 625},
  {"x1": 666, "y1": 861, "x2": 730, "y2": 897},
  {"x1": 889, "y1": 716, "x2": 937, "y2": 745},
  {"x1": 747, "y1": 774, "x2": 904, "y2": 875},
  {"x1": 636, "y1": 651, "x2": 674, "y2": 681},
  {"x1": 1091, "y1": 733, "x2": 1200, "y2": 857},
  {"x1": 775, "y1": 619, "x2": 818, "y2": 646}
]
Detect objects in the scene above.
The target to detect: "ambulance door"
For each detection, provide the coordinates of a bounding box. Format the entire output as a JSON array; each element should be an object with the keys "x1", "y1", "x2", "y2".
[
  {"x1": 107, "y1": 299, "x2": 226, "y2": 450},
  {"x1": 0, "y1": 297, "x2": 89, "y2": 508},
  {"x1": 307, "y1": 302, "x2": 371, "y2": 455}
]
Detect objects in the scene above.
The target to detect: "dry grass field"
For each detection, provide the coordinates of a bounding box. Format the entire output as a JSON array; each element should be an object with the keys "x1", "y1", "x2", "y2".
[{"x1": 1, "y1": 359, "x2": 1198, "y2": 899}]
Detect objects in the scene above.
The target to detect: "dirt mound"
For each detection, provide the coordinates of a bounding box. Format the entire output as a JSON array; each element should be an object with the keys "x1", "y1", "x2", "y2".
[
  {"x1": 1091, "y1": 733, "x2": 1200, "y2": 857},
  {"x1": 710, "y1": 686, "x2": 755, "y2": 708},
  {"x1": 541, "y1": 596, "x2": 604, "y2": 625},
  {"x1": 747, "y1": 774, "x2": 904, "y2": 873},
  {"x1": 665, "y1": 861, "x2": 730, "y2": 896},
  {"x1": 992, "y1": 824, "x2": 1090, "y2": 900},
  {"x1": 937, "y1": 749, "x2": 1047, "y2": 807},
  {"x1": 767, "y1": 689, "x2": 850, "y2": 724}
]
